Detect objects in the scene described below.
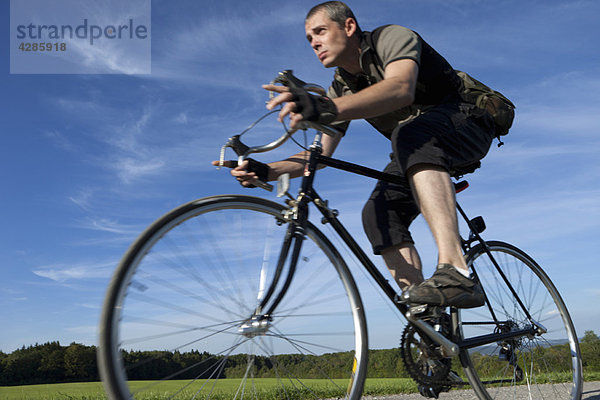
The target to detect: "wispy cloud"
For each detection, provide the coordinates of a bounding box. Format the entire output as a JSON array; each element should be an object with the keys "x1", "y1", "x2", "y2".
[
  {"x1": 56, "y1": 0, "x2": 151, "y2": 74},
  {"x1": 462, "y1": 187, "x2": 600, "y2": 247},
  {"x1": 113, "y1": 157, "x2": 166, "y2": 184},
  {"x1": 149, "y1": 4, "x2": 307, "y2": 87},
  {"x1": 174, "y1": 112, "x2": 188, "y2": 124},
  {"x1": 76, "y1": 217, "x2": 140, "y2": 235},
  {"x1": 0, "y1": 288, "x2": 29, "y2": 303},
  {"x1": 483, "y1": 141, "x2": 599, "y2": 167},
  {"x1": 51, "y1": 97, "x2": 172, "y2": 184},
  {"x1": 33, "y1": 260, "x2": 116, "y2": 282},
  {"x1": 66, "y1": 39, "x2": 150, "y2": 75},
  {"x1": 54, "y1": 96, "x2": 111, "y2": 116},
  {"x1": 79, "y1": 303, "x2": 100, "y2": 310},
  {"x1": 44, "y1": 130, "x2": 77, "y2": 152},
  {"x1": 511, "y1": 71, "x2": 600, "y2": 137},
  {"x1": 69, "y1": 188, "x2": 96, "y2": 212}
]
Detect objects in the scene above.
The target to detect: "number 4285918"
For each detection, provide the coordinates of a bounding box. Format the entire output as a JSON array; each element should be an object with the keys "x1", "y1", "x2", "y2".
[{"x1": 19, "y1": 42, "x2": 67, "y2": 51}]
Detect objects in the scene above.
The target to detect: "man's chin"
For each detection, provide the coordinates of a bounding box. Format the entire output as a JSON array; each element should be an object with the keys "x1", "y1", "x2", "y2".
[{"x1": 320, "y1": 60, "x2": 336, "y2": 69}]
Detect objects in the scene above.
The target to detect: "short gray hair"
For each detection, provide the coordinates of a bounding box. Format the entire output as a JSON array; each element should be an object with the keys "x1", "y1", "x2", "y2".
[{"x1": 306, "y1": 1, "x2": 361, "y2": 34}]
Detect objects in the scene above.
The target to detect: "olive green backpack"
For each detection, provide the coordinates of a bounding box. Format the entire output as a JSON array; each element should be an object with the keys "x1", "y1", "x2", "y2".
[{"x1": 456, "y1": 70, "x2": 516, "y2": 137}]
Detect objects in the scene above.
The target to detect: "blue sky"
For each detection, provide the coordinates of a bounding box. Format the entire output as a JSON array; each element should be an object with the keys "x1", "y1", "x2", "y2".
[{"x1": 1, "y1": 0, "x2": 599, "y2": 353}]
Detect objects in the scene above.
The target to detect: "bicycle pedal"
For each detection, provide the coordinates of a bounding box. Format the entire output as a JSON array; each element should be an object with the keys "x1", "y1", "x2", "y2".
[
  {"x1": 418, "y1": 385, "x2": 441, "y2": 399},
  {"x1": 447, "y1": 370, "x2": 464, "y2": 384},
  {"x1": 408, "y1": 304, "x2": 444, "y2": 319},
  {"x1": 409, "y1": 304, "x2": 429, "y2": 315},
  {"x1": 395, "y1": 291, "x2": 410, "y2": 304}
]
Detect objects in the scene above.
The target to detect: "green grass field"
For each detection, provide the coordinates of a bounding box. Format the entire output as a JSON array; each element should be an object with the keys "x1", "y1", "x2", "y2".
[
  {"x1": 2, "y1": 373, "x2": 598, "y2": 400},
  {"x1": 0, "y1": 378, "x2": 418, "y2": 400},
  {"x1": 0, "y1": 381, "x2": 107, "y2": 400}
]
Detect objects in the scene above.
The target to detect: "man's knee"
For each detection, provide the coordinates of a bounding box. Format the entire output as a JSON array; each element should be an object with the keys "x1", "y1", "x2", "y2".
[
  {"x1": 362, "y1": 197, "x2": 416, "y2": 255},
  {"x1": 362, "y1": 198, "x2": 393, "y2": 254},
  {"x1": 361, "y1": 198, "x2": 379, "y2": 244}
]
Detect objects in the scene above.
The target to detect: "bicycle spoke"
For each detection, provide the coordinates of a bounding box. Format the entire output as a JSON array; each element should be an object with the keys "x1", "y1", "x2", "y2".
[
  {"x1": 195, "y1": 215, "x2": 256, "y2": 313},
  {"x1": 157, "y1": 235, "x2": 253, "y2": 318},
  {"x1": 120, "y1": 319, "x2": 245, "y2": 347},
  {"x1": 458, "y1": 241, "x2": 582, "y2": 399},
  {"x1": 269, "y1": 327, "x2": 349, "y2": 388},
  {"x1": 98, "y1": 197, "x2": 367, "y2": 400}
]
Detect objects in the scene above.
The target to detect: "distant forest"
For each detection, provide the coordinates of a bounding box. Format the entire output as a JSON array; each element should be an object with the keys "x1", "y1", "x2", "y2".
[{"x1": 1, "y1": 331, "x2": 599, "y2": 386}]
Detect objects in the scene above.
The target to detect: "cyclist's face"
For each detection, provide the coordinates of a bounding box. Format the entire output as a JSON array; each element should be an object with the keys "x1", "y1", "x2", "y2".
[{"x1": 305, "y1": 10, "x2": 355, "y2": 69}]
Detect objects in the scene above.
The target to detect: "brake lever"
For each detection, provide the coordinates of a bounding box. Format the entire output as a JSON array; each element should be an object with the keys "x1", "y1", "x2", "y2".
[
  {"x1": 217, "y1": 70, "x2": 323, "y2": 191},
  {"x1": 269, "y1": 70, "x2": 326, "y2": 98},
  {"x1": 251, "y1": 179, "x2": 274, "y2": 192},
  {"x1": 218, "y1": 135, "x2": 274, "y2": 192},
  {"x1": 277, "y1": 70, "x2": 307, "y2": 89},
  {"x1": 218, "y1": 135, "x2": 248, "y2": 167}
]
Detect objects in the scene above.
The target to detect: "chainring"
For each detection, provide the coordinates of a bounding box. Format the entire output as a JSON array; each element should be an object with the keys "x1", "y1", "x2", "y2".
[{"x1": 400, "y1": 311, "x2": 453, "y2": 390}]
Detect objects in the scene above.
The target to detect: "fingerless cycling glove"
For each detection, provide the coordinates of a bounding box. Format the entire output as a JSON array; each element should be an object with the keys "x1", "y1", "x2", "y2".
[{"x1": 289, "y1": 88, "x2": 338, "y2": 124}]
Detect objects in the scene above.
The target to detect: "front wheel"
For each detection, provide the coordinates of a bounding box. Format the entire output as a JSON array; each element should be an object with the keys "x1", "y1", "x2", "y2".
[
  {"x1": 455, "y1": 241, "x2": 583, "y2": 399},
  {"x1": 97, "y1": 195, "x2": 368, "y2": 400}
]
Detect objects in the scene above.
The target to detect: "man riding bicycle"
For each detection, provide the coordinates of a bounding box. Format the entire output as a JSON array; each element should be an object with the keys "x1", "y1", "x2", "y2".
[{"x1": 214, "y1": 1, "x2": 501, "y2": 309}]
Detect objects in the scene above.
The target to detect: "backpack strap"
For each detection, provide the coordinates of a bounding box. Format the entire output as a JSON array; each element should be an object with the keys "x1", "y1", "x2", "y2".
[
  {"x1": 331, "y1": 71, "x2": 346, "y2": 98},
  {"x1": 331, "y1": 27, "x2": 387, "y2": 98},
  {"x1": 364, "y1": 25, "x2": 388, "y2": 67}
]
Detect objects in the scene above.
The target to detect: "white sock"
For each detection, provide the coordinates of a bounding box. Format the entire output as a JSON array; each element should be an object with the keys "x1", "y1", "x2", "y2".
[{"x1": 454, "y1": 266, "x2": 471, "y2": 279}]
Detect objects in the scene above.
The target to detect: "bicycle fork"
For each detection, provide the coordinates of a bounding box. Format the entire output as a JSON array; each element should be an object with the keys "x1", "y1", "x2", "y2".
[{"x1": 237, "y1": 201, "x2": 310, "y2": 341}]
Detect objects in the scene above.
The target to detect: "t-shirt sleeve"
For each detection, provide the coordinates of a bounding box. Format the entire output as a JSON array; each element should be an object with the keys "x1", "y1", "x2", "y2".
[
  {"x1": 326, "y1": 84, "x2": 350, "y2": 135},
  {"x1": 373, "y1": 25, "x2": 421, "y2": 68}
]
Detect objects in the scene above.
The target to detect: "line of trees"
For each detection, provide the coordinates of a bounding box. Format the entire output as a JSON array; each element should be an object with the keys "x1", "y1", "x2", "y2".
[
  {"x1": 0, "y1": 342, "x2": 97, "y2": 386},
  {"x1": 1, "y1": 331, "x2": 599, "y2": 386}
]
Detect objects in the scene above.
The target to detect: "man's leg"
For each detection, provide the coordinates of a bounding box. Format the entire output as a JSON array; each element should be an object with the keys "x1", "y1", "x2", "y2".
[
  {"x1": 387, "y1": 103, "x2": 495, "y2": 308},
  {"x1": 407, "y1": 165, "x2": 468, "y2": 272},
  {"x1": 401, "y1": 164, "x2": 484, "y2": 308},
  {"x1": 381, "y1": 242, "x2": 424, "y2": 290},
  {"x1": 361, "y1": 159, "x2": 425, "y2": 291}
]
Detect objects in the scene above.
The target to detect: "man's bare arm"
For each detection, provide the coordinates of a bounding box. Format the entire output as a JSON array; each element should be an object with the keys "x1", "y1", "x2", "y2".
[
  {"x1": 334, "y1": 59, "x2": 418, "y2": 121},
  {"x1": 264, "y1": 58, "x2": 418, "y2": 128},
  {"x1": 266, "y1": 131, "x2": 342, "y2": 180},
  {"x1": 213, "y1": 57, "x2": 417, "y2": 187}
]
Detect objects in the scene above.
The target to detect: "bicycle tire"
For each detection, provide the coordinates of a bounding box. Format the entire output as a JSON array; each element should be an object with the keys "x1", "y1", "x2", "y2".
[
  {"x1": 97, "y1": 195, "x2": 368, "y2": 400},
  {"x1": 454, "y1": 240, "x2": 583, "y2": 399}
]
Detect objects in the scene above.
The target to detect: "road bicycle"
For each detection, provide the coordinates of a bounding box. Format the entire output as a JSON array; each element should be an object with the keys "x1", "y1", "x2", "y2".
[{"x1": 98, "y1": 71, "x2": 583, "y2": 399}]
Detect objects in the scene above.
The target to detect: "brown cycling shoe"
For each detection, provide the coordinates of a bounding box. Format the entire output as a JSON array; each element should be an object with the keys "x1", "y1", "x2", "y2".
[{"x1": 401, "y1": 264, "x2": 485, "y2": 309}]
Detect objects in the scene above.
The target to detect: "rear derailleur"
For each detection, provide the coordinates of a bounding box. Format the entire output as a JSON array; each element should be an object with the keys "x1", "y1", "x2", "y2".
[{"x1": 496, "y1": 321, "x2": 525, "y2": 382}]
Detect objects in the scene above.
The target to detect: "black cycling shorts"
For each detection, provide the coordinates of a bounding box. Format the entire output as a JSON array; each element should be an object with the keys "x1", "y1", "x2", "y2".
[{"x1": 362, "y1": 103, "x2": 495, "y2": 255}]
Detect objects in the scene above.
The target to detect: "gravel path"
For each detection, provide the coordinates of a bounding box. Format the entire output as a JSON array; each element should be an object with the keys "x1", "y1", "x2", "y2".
[{"x1": 362, "y1": 381, "x2": 600, "y2": 399}]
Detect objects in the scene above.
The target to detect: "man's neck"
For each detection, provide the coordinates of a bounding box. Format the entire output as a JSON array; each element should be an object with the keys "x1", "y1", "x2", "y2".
[{"x1": 337, "y1": 36, "x2": 362, "y2": 75}]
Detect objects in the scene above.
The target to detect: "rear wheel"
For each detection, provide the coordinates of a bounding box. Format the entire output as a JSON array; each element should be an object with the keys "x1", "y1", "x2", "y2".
[
  {"x1": 97, "y1": 195, "x2": 368, "y2": 400},
  {"x1": 455, "y1": 241, "x2": 583, "y2": 399}
]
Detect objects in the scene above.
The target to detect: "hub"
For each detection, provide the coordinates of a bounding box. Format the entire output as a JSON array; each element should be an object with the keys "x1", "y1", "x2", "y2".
[{"x1": 238, "y1": 316, "x2": 271, "y2": 338}]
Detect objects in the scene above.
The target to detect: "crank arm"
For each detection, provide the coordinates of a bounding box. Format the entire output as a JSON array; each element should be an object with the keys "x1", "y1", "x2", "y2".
[{"x1": 405, "y1": 309, "x2": 459, "y2": 357}]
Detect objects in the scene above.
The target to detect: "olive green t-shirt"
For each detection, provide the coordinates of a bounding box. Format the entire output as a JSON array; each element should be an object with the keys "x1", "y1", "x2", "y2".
[{"x1": 327, "y1": 25, "x2": 462, "y2": 138}]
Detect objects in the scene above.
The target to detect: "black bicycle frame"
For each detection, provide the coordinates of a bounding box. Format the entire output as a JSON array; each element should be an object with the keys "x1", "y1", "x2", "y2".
[{"x1": 256, "y1": 140, "x2": 537, "y2": 350}]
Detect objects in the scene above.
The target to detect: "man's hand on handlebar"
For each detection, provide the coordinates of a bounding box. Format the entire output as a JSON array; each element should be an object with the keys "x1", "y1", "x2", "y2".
[
  {"x1": 213, "y1": 74, "x2": 337, "y2": 189},
  {"x1": 262, "y1": 84, "x2": 338, "y2": 129},
  {"x1": 210, "y1": 158, "x2": 271, "y2": 188}
]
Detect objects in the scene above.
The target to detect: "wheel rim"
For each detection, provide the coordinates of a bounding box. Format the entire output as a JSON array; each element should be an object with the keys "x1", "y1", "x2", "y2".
[
  {"x1": 457, "y1": 242, "x2": 582, "y2": 399},
  {"x1": 99, "y1": 197, "x2": 366, "y2": 399}
]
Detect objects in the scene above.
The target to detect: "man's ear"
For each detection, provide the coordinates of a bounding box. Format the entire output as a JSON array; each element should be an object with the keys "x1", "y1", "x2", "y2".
[{"x1": 344, "y1": 17, "x2": 358, "y2": 37}]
